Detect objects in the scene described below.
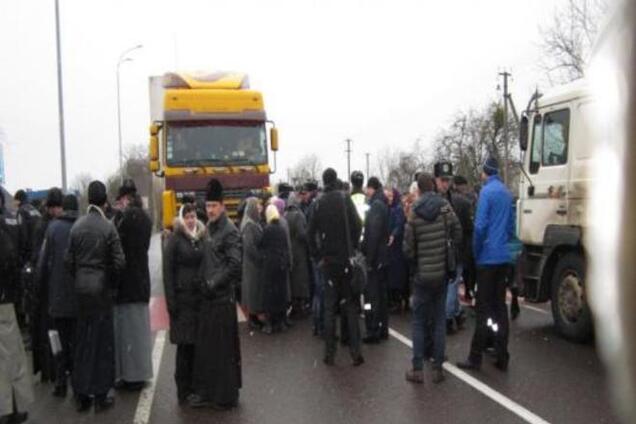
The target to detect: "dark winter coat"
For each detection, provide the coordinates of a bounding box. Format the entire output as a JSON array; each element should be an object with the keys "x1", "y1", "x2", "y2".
[
  {"x1": 448, "y1": 192, "x2": 474, "y2": 265},
  {"x1": 163, "y1": 219, "x2": 206, "y2": 345},
  {"x1": 199, "y1": 213, "x2": 242, "y2": 305},
  {"x1": 240, "y1": 220, "x2": 264, "y2": 313},
  {"x1": 403, "y1": 192, "x2": 462, "y2": 288},
  {"x1": 308, "y1": 186, "x2": 362, "y2": 266},
  {"x1": 114, "y1": 203, "x2": 153, "y2": 304},
  {"x1": 0, "y1": 210, "x2": 20, "y2": 304},
  {"x1": 362, "y1": 190, "x2": 390, "y2": 270},
  {"x1": 38, "y1": 212, "x2": 78, "y2": 318},
  {"x1": 387, "y1": 191, "x2": 408, "y2": 291},
  {"x1": 16, "y1": 202, "x2": 41, "y2": 265},
  {"x1": 32, "y1": 213, "x2": 52, "y2": 265},
  {"x1": 65, "y1": 207, "x2": 126, "y2": 316},
  {"x1": 261, "y1": 220, "x2": 291, "y2": 313},
  {"x1": 194, "y1": 213, "x2": 242, "y2": 404},
  {"x1": 285, "y1": 205, "x2": 311, "y2": 299}
]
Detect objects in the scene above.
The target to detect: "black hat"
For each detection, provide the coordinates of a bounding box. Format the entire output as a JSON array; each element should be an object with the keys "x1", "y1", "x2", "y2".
[
  {"x1": 433, "y1": 162, "x2": 453, "y2": 178},
  {"x1": 118, "y1": 178, "x2": 137, "y2": 199},
  {"x1": 14, "y1": 189, "x2": 27, "y2": 204},
  {"x1": 46, "y1": 187, "x2": 64, "y2": 208},
  {"x1": 302, "y1": 181, "x2": 318, "y2": 192},
  {"x1": 453, "y1": 175, "x2": 468, "y2": 186},
  {"x1": 366, "y1": 176, "x2": 381, "y2": 191},
  {"x1": 350, "y1": 171, "x2": 364, "y2": 188},
  {"x1": 88, "y1": 181, "x2": 107, "y2": 206},
  {"x1": 278, "y1": 183, "x2": 293, "y2": 199},
  {"x1": 483, "y1": 156, "x2": 499, "y2": 176},
  {"x1": 206, "y1": 178, "x2": 224, "y2": 202},
  {"x1": 322, "y1": 168, "x2": 338, "y2": 187},
  {"x1": 62, "y1": 194, "x2": 79, "y2": 212}
]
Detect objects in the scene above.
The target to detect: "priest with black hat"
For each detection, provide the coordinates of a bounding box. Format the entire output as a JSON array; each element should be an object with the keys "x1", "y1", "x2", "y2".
[
  {"x1": 66, "y1": 180, "x2": 125, "y2": 413},
  {"x1": 112, "y1": 179, "x2": 154, "y2": 392},
  {"x1": 188, "y1": 178, "x2": 242, "y2": 410}
]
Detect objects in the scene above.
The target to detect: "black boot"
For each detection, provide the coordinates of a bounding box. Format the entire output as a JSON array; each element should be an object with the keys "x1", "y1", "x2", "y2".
[
  {"x1": 52, "y1": 384, "x2": 67, "y2": 398},
  {"x1": 94, "y1": 395, "x2": 115, "y2": 413},
  {"x1": 75, "y1": 395, "x2": 92, "y2": 413},
  {"x1": 456, "y1": 358, "x2": 481, "y2": 371}
]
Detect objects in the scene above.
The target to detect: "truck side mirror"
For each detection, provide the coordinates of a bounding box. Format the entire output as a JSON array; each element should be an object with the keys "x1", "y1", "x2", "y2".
[
  {"x1": 270, "y1": 127, "x2": 279, "y2": 152},
  {"x1": 149, "y1": 135, "x2": 159, "y2": 161},
  {"x1": 519, "y1": 116, "x2": 529, "y2": 151}
]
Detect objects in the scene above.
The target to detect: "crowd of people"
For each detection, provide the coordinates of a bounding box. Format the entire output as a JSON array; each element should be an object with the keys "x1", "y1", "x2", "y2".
[
  {"x1": 0, "y1": 179, "x2": 155, "y2": 421},
  {"x1": 0, "y1": 155, "x2": 520, "y2": 421}
]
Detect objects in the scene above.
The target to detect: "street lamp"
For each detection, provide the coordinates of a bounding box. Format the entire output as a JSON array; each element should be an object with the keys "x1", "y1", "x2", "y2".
[{"x1": 116, "y1": 44, "x2": 143, "y2": 181}]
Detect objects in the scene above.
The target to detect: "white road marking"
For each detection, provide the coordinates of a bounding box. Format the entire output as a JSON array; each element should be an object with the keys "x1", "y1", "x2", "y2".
[
  {"x1": 237, "y1": 305, "x2": 247, "y2": 323},
  {"x1": 133, "y1": 330, "x2": 167, "y2": 424},
  {"x1": 388, "y1": 327, "x2": 551, "y2": 424},
  {"x1": 519, "y1": 303, "x2": 551, "y2": 315}
]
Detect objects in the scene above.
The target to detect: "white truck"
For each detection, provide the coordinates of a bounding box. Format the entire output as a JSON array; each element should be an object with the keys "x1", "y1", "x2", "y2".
[{"x1": 517, "y1": 78, "x2": 595, "y2": 342}]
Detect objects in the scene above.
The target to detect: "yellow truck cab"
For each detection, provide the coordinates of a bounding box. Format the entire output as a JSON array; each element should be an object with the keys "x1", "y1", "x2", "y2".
[{"x1": 148, "y1": 71, "x2": 278, "y2": 229}]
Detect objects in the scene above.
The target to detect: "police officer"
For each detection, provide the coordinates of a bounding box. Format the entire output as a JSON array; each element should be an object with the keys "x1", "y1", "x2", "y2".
[
  {"x1": 433, "y1": 162, "x2": 471, "y2": 334},
  {"x1": 0, "y1": 188, "x2": 33, "y2": 424}
]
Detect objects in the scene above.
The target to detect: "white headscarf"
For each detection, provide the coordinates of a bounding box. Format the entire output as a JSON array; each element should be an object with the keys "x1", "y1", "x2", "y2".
[
  {"x1": 178, "y1": 204, "x2": 200, "y2": 240},
  {"x1": 265, "y1": 204, "x2": 280, "y2": 224}
]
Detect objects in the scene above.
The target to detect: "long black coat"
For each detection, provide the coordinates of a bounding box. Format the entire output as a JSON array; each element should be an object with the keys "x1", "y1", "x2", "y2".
[
  {"x1": 114, "y1": 204, "x2": 152, "y2": 304},
  {"x1": 194, "y1": 213, "x2": 242, "y2": 404},
  {"x1": 362, "y1": 190, "x2": 390, "y2": 269},
  {"x1": 163, "y1": 220, "x2": 205, "y2": 345},
  {"x1": 308, "y1": 185, "x2": 362, "y2": 265},
  {"x1": 285, "y1": 206, "x2": 310, "y2": 299},
  {"x1": 38, "y1": 212, "x2": 78, "y2": 318},
  {"x1": 261, "y1": 220, "x2": 290, "y2": 314},
  {"x1": 65, "y1": 208, "x2": 126, "y2": 315},
  {"x1": 240, "y1": 220, "x2": 264, "y2": 313}
]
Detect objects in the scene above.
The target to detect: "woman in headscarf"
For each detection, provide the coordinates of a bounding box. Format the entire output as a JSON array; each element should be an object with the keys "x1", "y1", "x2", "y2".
[
  {"x1": 260, "y1": 204, "x2": 291, "y2": 334},
  {"x1": 163, "y1": 203, "x2": 206, "y2": 405},
  {"x1": 240, "y1": 197, "x2": 265, "y2": 330},
  {"x1": 269, "y1": 196, "x2": 294, "y2": 326},
  {"x1": 284, "y1": 193, "x2": 311, "y2": 318},
  {"x1": 386, "y1": 188, "x2": 408, "y2": 313}
]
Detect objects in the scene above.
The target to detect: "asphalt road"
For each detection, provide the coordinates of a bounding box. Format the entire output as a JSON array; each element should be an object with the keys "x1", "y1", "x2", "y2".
[{"x1": 24, "y1": 235, "x2": 621, "y2": 424}]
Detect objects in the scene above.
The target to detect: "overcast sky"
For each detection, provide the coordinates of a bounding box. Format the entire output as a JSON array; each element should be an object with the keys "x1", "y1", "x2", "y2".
[{"x1": 0, "y1": 0, "x2": 568, "y2": 193}]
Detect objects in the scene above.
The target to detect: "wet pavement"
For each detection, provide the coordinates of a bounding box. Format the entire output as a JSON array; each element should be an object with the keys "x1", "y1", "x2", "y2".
[{"x1": 24, "y1": 235, "x2": 620, "y2": 423}]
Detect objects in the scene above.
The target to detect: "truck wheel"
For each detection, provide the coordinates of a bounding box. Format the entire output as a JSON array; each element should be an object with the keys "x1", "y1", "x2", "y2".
[{"x1": 550, "y1": 253, "x2": 593, "y2": 342}]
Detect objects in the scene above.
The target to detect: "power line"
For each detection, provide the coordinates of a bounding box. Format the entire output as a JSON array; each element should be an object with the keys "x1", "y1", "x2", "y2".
[{"x1": 345, "y1": 138, "x2": 352, "y2": 179}]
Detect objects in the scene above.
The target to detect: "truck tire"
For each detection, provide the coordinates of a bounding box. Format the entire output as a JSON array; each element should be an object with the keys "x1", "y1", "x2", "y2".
[{"x1": 550, "y1": 252, "x2": 593, "y2": 342}]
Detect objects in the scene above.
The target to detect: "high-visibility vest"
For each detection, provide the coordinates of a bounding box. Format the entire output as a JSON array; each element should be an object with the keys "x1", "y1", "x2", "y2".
[{"x1": 351, "y1": 192, "x2": 369, "y2": 224}]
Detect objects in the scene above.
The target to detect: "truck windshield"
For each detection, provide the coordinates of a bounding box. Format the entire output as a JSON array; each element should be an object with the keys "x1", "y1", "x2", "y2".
[{"x1": 166, "y1": 121, "x2": 267, "y2": 166}]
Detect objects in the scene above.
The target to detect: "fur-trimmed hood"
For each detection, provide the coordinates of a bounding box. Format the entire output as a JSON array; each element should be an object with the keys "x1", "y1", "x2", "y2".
[{"x1": 173, "y1": 217, "x2": 207, "y2": 241}]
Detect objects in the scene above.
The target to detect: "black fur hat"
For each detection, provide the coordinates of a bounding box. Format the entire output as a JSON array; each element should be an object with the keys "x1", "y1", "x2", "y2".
[
  {"x1": 46, "y1": 187, "x2": 64, "y2": 208},
  {"x1": 88, "y1": 181, "x2": 107, "y2": 206},
  {"x1": 118, "y1": 178, "x2": 137, "y2": 199},
  {"x1": 206, "y1": 178, "x2": 224, "y2": 202}
]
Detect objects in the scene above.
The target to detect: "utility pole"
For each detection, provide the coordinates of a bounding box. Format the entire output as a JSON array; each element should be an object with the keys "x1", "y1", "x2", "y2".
[
  {"x1": 365, "y1": 152, "x2": 370, "y2": 179},
  {"x1": 345, "y1": 138, "x2": 352, "y2": 179},
  {"x1": 499, "y1": 71, "x2": 511, "y2": 185},
  {"x1": 55, "y1": 0, "x2": 67, "y2": 191}
]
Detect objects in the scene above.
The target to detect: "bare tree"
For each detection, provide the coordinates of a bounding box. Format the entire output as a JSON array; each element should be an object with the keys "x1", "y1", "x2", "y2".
[
  {"x1": 433, "y1": 102, "x2": 520, "y2": 189},
  {"x1": 70, "y1": 172, "x2": 93, "y2": 212},
  {"x1": 540, "y1": 0, "x2": 609, "y2": 84},
  {"x1": 375, "y1": 140, "x2": 431, "y2": 192},
  {"x1": 289, "y1": 154, "x2": 323, "y2": 187}
]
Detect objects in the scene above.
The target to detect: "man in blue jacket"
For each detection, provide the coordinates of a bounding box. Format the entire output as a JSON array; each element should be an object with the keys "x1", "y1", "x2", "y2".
[{"x1": 457, "y1": 156, "x2": 514, "y2": 372}]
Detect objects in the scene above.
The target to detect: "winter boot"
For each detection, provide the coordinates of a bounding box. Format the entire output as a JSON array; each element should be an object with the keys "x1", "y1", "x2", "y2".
[{"x1": 405, "y1": 369, "x2": 424, "y2": 384}]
